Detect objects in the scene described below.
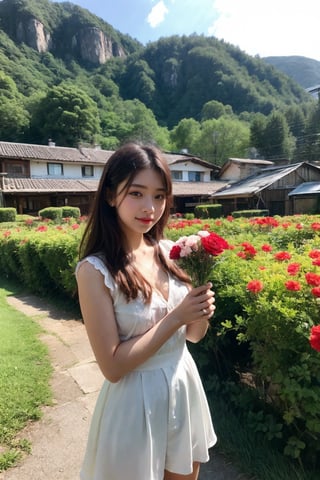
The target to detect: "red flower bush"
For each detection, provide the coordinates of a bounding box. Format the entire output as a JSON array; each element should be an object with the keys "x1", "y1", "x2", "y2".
[
  {"x1": 285, "y1": 280, "x2": 301, "y2": 291},
  {"x1": 274, "y1": 251, "x2": 292, "y2": 261},
  {"x1": 308, "y1": 250, "x2": 320, "y2": 259},
  {"x1": 311, "y1": 222, "x2": 320, "y2": 231},
  {"x1": 246, "y1": 279, "x2": 263, "y2": 294},
  {"x1": 305, "y1": 272, "x2": 320, "y2": 287},
  {"x1": 287, "y1": 262, "x2": 301, "y2": 276},
  {"x1": 237, "y1": 242, "x2": 257, "y2": 259},
  {"x1": 311, "y1": 287, "x2": 320, "y2": 297},
  {"x1": 309, "y1": 325, "x2": 320, "y2": 352}
]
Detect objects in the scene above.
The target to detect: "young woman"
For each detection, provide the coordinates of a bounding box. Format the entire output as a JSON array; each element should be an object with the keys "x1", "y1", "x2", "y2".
[{"x1": 76, "y1": 142, "x2": 217, "y2": 480}]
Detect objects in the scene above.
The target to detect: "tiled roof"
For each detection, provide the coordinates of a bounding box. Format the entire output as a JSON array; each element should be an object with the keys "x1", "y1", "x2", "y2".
[
  {"x1": 2, "y1": 177, "x2": 227, "y2": 196},
  {"x1": 3, "y1": 177, "x2": 99, "y2": 193},
  {"x1": 165, "y1": 153, "x2": 220, "y2": 170},
  {"x1": 79, "y1": 147, "x2": 113, "y2": 164},
  {"x1": 0, "y1": 141, "x2": 87, "y2": 163},
  {"x1": 0, "y1": 141, "x2": 217, "y2": 169}
]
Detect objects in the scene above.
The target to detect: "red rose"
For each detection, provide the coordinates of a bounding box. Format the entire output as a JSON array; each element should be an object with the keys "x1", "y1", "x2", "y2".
[
  {"x1": 311, "y1": 287, "x2": 320, "y2": 297},
  {"x1": 287, "y1": 262, "x2": 301, "y2": 276},
  {"x1": 305, "y1": 272, "x2": 320, "y2": 287},
  {"x1": 274, "y1": 251, "x2": 292, "y2": 261},
  {"x1": 201, "y1": 232, "x2": 229, "y2": 256},
  {"x1": 241, "y1": 242, "x2": 257, "y2": 258},
  {"x1": 261, "y1": 244, "x2": 272, "y2": 252},
  {"x1": 310, "y1": 325, "x2": 320, "y2": 352},
  {"x1": 309, "y1": 250, "x2": 320, "y2": 259},
  {"x1": 285, "y1": 280, "x2": 301, "y2": 291},
  {"x1": 246, "y1": 280, "x2": 263, "y2": 294},
  {"x1": 169, "y1": 245, "x2": 181, "y2": 260}
]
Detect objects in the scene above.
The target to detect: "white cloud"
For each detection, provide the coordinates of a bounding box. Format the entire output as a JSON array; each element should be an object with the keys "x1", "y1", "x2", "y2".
[
  {"x1": 147, "y1": 1, "x2": 169, "y2": 28},
  {"x1": 208, "y1": 0, "x2": 320, "y2": 60}
]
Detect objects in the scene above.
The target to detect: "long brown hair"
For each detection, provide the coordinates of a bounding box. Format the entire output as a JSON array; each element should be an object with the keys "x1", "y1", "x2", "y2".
[{"x1": 79, "y1": 142, "x2": 190, "y2": 301}]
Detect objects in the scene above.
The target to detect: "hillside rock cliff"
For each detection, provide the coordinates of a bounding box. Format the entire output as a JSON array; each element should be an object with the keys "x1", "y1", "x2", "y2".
[
  {"x1": 16, "y1": 17, "x2": 51, "y2": 53},
  {"x1": 0, "y1": 0, "x2": 127, "y2": 66},
  {"x1": 72, "y1": 27, "x2": 126, "y2": 65}
]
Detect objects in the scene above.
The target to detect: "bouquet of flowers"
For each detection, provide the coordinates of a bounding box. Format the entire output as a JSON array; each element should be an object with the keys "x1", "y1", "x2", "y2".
[{"x1": 169, "y1": 230, "x2": 229, "y2": 285}]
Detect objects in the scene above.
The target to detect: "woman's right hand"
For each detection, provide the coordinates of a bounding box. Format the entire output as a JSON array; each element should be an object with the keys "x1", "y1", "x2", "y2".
[{"x1": 173, "y1": 282, "x2": 215, "y2": 326}]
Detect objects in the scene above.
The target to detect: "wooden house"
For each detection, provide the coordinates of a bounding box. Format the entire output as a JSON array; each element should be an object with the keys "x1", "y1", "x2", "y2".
[
  {"x1": 212, "y1": 162, "x2": 320, "y2": 216},
  {"x1": 218, "y1": 158, "x2": 274, "y2": 182}
]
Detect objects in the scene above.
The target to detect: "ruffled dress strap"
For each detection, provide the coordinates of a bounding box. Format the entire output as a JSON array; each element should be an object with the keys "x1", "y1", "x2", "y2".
[{"x1": 75, "y1": 255, "x2": 116, "y2": 294}]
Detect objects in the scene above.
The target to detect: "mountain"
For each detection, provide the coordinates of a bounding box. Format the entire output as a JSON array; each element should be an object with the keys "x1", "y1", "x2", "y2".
[
  {"x1": 264, "y1": 56, "x2": 320, "y2": 89},
  {"x1": 0, "y1": 0, "x2": 315, "y2": 148}
]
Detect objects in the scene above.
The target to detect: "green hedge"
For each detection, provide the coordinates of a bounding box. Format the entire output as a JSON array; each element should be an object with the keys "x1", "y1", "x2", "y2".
[
  {"x1": 61, "y1": 206, "x2": 80, "y2": 219},
  {"x1": 0, "y1": 207, "x2": 16, "y2": 222},
  {"x1": 194, "y1": 204, "x2": 222, "y2": 218},
  {"x1": 232, "y1": 209, "x2": 269, "y2": 218},
  {"x1": 38, "y1": 207, "x2": 63, "y2": 222}
]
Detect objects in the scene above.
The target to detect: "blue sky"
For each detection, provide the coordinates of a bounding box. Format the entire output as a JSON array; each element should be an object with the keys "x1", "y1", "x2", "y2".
[{"x1": 54, "y1": 0, "x2": 320, "y2": 61}]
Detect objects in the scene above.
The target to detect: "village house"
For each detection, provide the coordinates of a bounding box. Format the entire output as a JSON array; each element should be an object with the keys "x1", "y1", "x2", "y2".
[
  {"x1": 212, "y1": 162, "x2": 320, "y2": 216},
  {"x1": 2, "y1": 140, "x2": 320, "y2": 218},
  {"x1": 0, "y1": 141, "x2": 226, "y2": 215},
  {"x1": 218, "y1": 158, "x2": 274, "y2": 182}
]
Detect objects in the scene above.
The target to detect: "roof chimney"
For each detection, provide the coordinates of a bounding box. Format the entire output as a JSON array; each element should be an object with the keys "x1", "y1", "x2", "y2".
[{"x1": 48, "y1": 139, "x2": 56, "y2": 147}]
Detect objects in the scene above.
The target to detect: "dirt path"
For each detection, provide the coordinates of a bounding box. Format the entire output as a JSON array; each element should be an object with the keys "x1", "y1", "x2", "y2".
[{"x1": 1, "y1": 294, "x2": 251, "y2": 480}]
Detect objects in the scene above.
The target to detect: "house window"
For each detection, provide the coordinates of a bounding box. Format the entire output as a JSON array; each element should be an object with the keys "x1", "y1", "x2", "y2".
[
  {"x1": 47, "y1": 163, "x2": 63, "y2": 176},
  {"x1": 171, "y1": 170, "x2": 183, "y2": 181},
  {"x1": 5, "y1": 163, "x2": 26, "y2": 177},
  {"x1": 188, "y1": 171, "x2": 202, "y2": 182},
  {"x1": 82, "y1": 165, "x2": 94, "y2": 177}
]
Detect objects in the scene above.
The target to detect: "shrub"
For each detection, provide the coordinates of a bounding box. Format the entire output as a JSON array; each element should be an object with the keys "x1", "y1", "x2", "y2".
[
  {"x1": 194, "y1": 204, "x2": 222, "y2": 219},
  {"x1": 232, "y1": 209, "x2": 269, "y2": 218},
  {"x1": 38, "y1": 207, "x2": 62, "y2": 222},
  {"x1": 0, "y1": 208, "x2": 16, "y2": 223},
  {"x1": 61, "y1": 206, "x2": 80, "y2": 219}
]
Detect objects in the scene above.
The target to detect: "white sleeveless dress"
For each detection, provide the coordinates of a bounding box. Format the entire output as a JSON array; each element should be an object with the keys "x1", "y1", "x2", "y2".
[{"x1": 76, "y1": 240, "x2": 217, "y2": 480}]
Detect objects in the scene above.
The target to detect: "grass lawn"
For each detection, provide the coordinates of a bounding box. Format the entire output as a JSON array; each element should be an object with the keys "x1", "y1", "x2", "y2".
[{"x1": 0, "y1": 279, "x2": 52, "y2": 471}]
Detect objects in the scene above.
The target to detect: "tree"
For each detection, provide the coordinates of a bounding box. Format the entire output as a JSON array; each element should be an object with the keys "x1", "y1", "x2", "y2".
[
  {"x1": 30, "y1": 82, "x2": 101, "y2": 146},
  {"x1": 201, "y1": 100, "x2": 233, "y2": 120},
  {"x1": 261, "y1": 111, "x2": 295, "y2": 161},
  {"x1": 170, "y1": 118, "x2": 200, "y2": 152},
  {"x1": 193, "y1": 117, "x2": 250, "y2": 165},
  {"x1": 298, "y1": 96, "x2": 320, "y2": 161},
  {"x1": 0, "y1": 71, "x2": 29, "y2": 141},
  {"x1": 250, "y1": 113, "x2": 267, "y2": 155},
  {"x1": 110, "y1": 98, "x2": 170, "y2": 149},
  {"x1": 0, "y1": 97, "x2": 29, "y2": 141}
]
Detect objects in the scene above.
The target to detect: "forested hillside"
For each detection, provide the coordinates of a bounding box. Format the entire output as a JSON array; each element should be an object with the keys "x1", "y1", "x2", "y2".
[
  {"x1": 264, "y1": 56, "x2": 320, "y2": 89},
  {"x1": 0, "y1": 0, "x2": 318, "y2": 166}
]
